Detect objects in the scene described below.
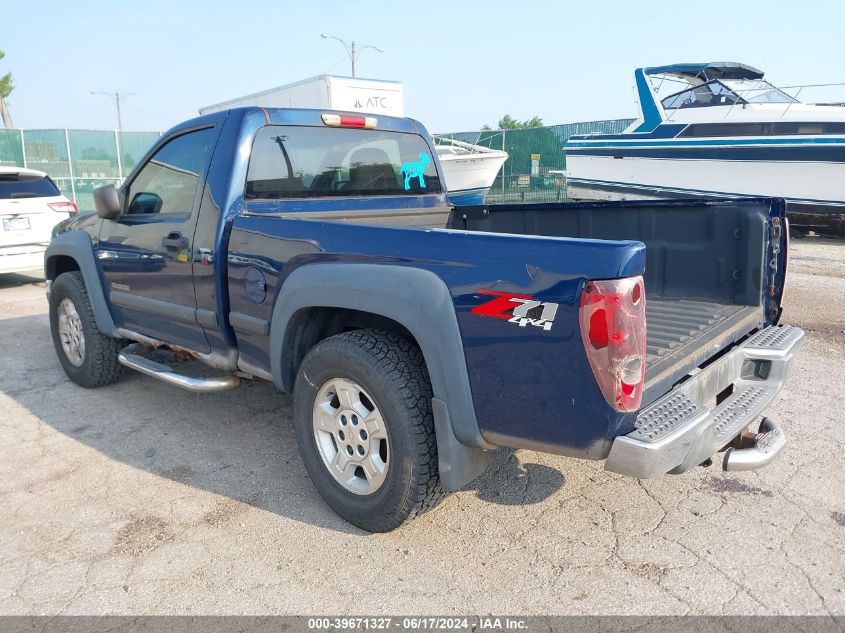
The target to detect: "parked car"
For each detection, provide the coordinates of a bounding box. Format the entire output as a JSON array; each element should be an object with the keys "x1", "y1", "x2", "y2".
[
  {"x1": 0, "y1": 167, "x2": 77, "y2": 275},
  {"x1": 44, "y1": 108, "x2": 802, "y2": 532}
]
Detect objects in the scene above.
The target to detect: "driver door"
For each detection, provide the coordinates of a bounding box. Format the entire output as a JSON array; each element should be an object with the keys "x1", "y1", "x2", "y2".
[{"x1": 97, "y1": 126, "x2": 217, "y2": 352}]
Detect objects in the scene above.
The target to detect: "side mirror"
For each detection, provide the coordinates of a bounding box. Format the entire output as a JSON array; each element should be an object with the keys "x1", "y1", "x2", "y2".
[{"x1": 94, "y1": 185, "x2": 122, "y2": 220}]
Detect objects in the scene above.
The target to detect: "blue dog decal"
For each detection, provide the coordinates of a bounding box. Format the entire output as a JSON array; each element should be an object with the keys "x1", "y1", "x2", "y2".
[{"x1": 400, "y1": 152, "x2": 431, "y2": 190}]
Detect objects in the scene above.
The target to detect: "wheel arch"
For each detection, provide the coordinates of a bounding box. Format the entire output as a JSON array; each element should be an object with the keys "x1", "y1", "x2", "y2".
[
  {"x1": 279, "y1": 306, "x2": 414, "y2": 390},
  {"x1": 45, "y1": 231, "x2": 117, "y2": 337},
  {"x1": 45, "y1": 254, "x2": 80, "y2": 280},
  {"x1": 269, "y1": 263, "x2": 493, "y2": 490}
]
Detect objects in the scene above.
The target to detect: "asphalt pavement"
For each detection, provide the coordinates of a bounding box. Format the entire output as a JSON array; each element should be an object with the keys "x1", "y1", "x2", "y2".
[{"x1": 0, "y1": 236, "x2": 843, "y2": 615}]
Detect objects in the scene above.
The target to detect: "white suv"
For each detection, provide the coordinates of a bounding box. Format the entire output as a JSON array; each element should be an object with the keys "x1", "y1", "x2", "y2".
[{"x1": 0, "y1": 167, "x2": 77, "y2": 275}]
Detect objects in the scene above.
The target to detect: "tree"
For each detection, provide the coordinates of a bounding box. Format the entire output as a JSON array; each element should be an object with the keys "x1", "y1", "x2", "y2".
[
  {"x1": 497, "y1": 114, "x2": 521, "y2": 130},
  {"x1": 0, "y1": 49, "x2": 13, "y2": 128},
  {"x1": 497, "y1": 114, "x2": 544, "y2": 130}
]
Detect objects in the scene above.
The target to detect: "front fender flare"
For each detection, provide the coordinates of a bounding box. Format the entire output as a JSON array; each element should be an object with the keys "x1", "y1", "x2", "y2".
[
  {"x1": 45, "y1": 231, "x2": 117, "y2": 337},
  {"x1": 269, "y1": 263, "x2": 493, "y2": 490}
]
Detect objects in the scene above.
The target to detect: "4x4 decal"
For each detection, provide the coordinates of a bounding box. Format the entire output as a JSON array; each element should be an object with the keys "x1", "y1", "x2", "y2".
[{"x1": 471, "y1": 290, "x2": 559, "y2": 332}]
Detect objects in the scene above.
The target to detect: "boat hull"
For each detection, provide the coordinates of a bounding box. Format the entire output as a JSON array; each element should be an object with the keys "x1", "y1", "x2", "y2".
[
  {"x1": 566, "y1": 154, "x2": 845, "y2": 215},
  {"x1": 443, "y1": 186, "x2": 490, "y2": 206},
  {"x1": 437, "y1": 151, "x2": 508, "y2": 206}
]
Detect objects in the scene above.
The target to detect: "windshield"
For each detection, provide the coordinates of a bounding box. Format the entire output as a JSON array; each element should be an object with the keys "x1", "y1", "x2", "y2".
[
  {"x1": 660, "y1": 78, "x2": 800, "y2": 110},
  {"x1": 721, "y1": 79, "x2": 798, "y2": 104},
  {"x1": 660, "y1": 80, "x2": 744, "y2": 109}
]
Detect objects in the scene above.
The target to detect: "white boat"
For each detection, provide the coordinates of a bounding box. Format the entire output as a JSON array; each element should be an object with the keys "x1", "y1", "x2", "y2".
[
  {"x1": 433, "y1": 137, "x2": 508, "y2": 205},
  {"x1": 565, "y1": 62, "x2": 845, "y2": 219}
]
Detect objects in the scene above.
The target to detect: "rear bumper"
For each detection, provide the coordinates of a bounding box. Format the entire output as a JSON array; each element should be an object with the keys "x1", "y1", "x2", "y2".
[
  {"x1": 0, "y1": 244, "x2": 48, "y2": 275},
  {"x1": 605, "y1": 325, "x2": 804, "y2": 478}
]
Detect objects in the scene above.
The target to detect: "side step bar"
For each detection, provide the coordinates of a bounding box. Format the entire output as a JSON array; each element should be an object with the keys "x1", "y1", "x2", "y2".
[{"x1": 118, "y1": 347, "x2": 240, "y2": 393}]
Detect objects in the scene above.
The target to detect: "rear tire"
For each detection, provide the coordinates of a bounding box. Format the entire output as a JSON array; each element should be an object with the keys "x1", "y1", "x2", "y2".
[
  {"x1": 293, "y1": 329, "x2": 445, "y2": 532},
  {"x1": 49, "y1": 271, "x2": 123, "y2": 388}
]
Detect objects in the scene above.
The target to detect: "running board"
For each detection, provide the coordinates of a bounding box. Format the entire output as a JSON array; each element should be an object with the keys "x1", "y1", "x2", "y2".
[{"x1": 118, "y1": 348, "x2": 240, "y2": 393}]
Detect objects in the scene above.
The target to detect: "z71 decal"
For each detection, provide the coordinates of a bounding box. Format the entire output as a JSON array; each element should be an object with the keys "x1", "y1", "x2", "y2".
[{"x1": 471, "y1": 290, "x2": 559, "y2": 332}]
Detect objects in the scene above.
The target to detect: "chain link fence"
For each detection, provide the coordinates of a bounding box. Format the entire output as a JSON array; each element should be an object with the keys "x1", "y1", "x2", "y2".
[
  {"x1": 2, "y1": 120, "x2": 635, "y2": 210},
  {"x1": 0, "y1": 128, "x2": 161, "y2": 212},
  {"x1": 438, "y1": 119, "x2": 634, "y2": 203}
]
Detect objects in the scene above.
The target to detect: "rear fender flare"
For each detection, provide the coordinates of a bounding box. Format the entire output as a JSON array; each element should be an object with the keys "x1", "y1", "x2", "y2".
[{"x1": 269, "y1": 263, "x2": 493, "y2": 490}]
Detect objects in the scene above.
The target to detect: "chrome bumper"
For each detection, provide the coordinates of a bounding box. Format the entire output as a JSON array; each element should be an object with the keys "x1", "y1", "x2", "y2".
[{"x1": 605, "y1": 325, "x2": 804, "y2": 479}]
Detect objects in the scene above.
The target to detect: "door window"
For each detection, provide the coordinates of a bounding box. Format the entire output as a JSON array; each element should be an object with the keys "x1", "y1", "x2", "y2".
[{"x1": 125, "y1": 128, "x2": 216, "y2": 215}]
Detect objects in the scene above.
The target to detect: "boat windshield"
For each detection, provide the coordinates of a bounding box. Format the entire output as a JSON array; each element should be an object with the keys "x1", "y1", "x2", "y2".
[
  {"x1": 660, "y1": 79, "x2": 799, "y2": 109},
  {"x1": 660, "y1": 80, "x2": 744, "y2": 109},
  {"x1": 721, "y1": 79, "x2": 798, "y2": 104}
]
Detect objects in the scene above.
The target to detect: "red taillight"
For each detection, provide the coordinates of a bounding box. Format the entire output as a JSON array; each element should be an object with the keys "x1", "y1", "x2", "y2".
[
  {"x1": 321, "y1": 113, "x2": 377, "y2": 128},
  {"x1": 48, "y1": 201, "x2": 78, "y2": 216},
  {"x1": 782, "y1": 216, "x2": 790, "y2": 303},
  {"x1": 579, "y1": 276, "x2": 646, "y2": 412}
]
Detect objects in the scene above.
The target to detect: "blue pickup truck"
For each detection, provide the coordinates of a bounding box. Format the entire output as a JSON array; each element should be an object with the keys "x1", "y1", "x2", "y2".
[{"x1": 45, "y1": 107, "x2": 803, "y2": 531}]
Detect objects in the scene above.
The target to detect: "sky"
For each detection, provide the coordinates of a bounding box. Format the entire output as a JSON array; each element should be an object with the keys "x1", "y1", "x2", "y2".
[{"x1": 2, "y1": 0, "x2": 844, "y2": 134}]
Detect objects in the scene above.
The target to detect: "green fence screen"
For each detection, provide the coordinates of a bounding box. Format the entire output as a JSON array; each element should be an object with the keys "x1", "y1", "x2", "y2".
[
  {"x1": 3, "y1": 120, "x2": 634, "y2": 210},
  {"x1": 0, "y1": 129, "x2": 23, "y2": 167},
  {"x1": 0, "y1": 128, "x2": 161, "y2": 212},
  {"x1": 438, "y1": 119, "x2": 634, "y2": 203},
  {"x1": 119, "y1": 131, "x2": 163, "y2": 173}
]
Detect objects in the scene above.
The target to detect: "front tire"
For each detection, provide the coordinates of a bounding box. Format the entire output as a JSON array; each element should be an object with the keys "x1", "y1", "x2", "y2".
[
  {"x1": 293, "y1": 329, "x2": 445, "y2": 532},
  {"x1": 49, "y1": 271, "x2": 123, "y2": 388}
]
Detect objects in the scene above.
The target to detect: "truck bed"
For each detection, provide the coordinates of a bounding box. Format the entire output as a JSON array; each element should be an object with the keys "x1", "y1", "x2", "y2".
[
  {"x1": 644, "y1": 299, "x2": 761, "y2": 403},
  {"x1": 451, "y1": 199, "x2": 774, "y2": 406}
]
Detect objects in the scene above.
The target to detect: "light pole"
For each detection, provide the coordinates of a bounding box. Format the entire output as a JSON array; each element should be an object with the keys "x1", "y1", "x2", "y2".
[
  {"x1": 320, "y1": 34, "x2": 383, "y2": 77},
  {"x1": 89, "y1": 90, "x2": 137, "y2": 130}
]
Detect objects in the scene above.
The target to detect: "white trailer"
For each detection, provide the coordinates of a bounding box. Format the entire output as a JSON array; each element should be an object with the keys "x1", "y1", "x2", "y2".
[{"x1": 199, "y1": 75, "x2": 404, "y2": 116}]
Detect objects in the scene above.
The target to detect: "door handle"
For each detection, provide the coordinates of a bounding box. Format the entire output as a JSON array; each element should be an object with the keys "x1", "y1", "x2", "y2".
[{"x1": 163, "y1": 232, "x2": 189, "y2": 251}]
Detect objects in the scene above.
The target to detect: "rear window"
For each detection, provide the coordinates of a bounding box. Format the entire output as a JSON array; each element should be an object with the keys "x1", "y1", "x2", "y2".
[
  {"x1": 0, "y1": 173, "x2": 61, "y2": 200},
  {"x1": 245, "y1": 125, "x2": 441, "y2": 199}
]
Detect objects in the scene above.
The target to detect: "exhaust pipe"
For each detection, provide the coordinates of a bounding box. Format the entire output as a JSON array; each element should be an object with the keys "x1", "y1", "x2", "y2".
[{"x1": 723, "y1": 417, "x2": 786, "y2": 472}]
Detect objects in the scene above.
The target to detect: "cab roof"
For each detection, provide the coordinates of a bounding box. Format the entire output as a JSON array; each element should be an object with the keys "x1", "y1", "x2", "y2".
[{"x1": 169, "y1": 107, "x2": 421, "y2": 137}]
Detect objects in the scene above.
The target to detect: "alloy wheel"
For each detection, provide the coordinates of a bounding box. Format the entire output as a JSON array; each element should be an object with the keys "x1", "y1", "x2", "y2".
[
  {"x1": 57, "y1": 298, "x2": 85, "y2": 367},
  {"x1": 312, "y1": 377, "x2": 389, "y2": 495}
]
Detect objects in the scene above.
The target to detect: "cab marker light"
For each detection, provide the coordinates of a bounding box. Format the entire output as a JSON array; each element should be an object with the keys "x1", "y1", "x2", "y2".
[{"x1": 321, "y1": 113, "x2": 377, "y2": 128}]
